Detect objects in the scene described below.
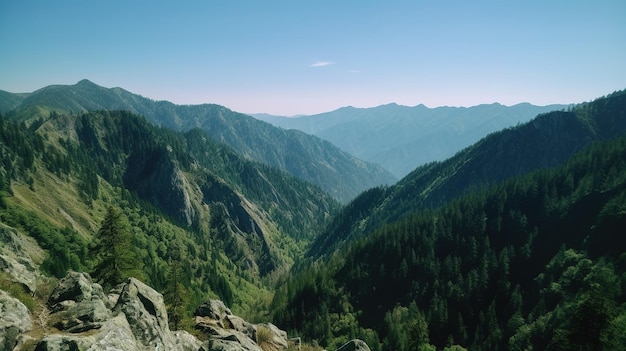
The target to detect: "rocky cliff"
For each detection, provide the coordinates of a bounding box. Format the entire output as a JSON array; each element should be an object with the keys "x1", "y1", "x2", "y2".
[{"x1": 1, "y1": 270, "x2": 370, "y2": 351}]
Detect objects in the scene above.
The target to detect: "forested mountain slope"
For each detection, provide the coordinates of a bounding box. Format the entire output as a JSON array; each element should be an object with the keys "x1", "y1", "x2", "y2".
[
  {"x1": 272, "y1": 118, "x2": 626, "y2": 351},
  {"x1": 254, "y1": 102, "x2": 566, "y2": 178},
  {"x1": 0, "y1": 80, "x2": 395, "y2": 202},
  {"x1": 0, "y1": 109, "x2": 338, "y2": 316},
  {"x1": 308, "y1": 90, "x2": 626, "y2": 259}
]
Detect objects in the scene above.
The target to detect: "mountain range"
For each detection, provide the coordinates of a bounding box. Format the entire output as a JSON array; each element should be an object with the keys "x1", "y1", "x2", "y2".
[
  {"x1": 272, "y1": 89, "x2": 626, "y2": 350},
  {"x1": 254, "y1": 102, "x2": 567, "y2": 178},
  {"x1": 307, "y1": 90, "x2": 626, "y2": 260},
  {"x1": 0, "y1": 80, "x2": 395, "y2": 203},
  {"x1": 1, "y1": 81, "x2": 625, "y2": 351}
]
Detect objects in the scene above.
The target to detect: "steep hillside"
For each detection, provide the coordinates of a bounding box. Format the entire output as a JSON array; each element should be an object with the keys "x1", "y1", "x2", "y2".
[
  {"x1": 272, "y1": 119, "x2": 626, "y2": 351},
  {"x1": 254, "y1": 102, "x2": 566, "y2": 178},
  {"x1": 0, "y1": 90, "x2": 25, "y2": 112},
  {"x1": 0, "y1": 109, "x2": 339, "y2": 316},
  {"x1": 308, "y1": 90, "x2": 626, "y2": 259},
  {"x1": 0, "y1": 80, "x2": 396, "y2": 202}
]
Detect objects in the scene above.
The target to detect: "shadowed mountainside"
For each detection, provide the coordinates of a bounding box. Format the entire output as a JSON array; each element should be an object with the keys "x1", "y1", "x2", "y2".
[{"x1": 1, "y1": 80, "x2": 395, "y2": 203}]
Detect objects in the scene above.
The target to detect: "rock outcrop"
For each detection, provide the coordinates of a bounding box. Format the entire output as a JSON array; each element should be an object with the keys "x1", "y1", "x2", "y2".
[
  {"x1": 46, "y1": 271, "x2": 110, "y2": 333},
  {"x1": 113, "y1": 277, "x2": 178, "y2": 349},
  {"x1": 194, "y1": 299, "x2": 288, "y2": 351},
  {"x1": 335, "y1": 339, "x2": 372, "y2": 351},
  {"x1": 36, "y1": 273, "x2": 201, "y2": 351},
  {"x1": 0, "y1": 290, "x2": 32, "y2": 351},
  {"x1": 16, "y1": 271, "x2": 371, "y2": 351},
  {"x1": 0, "y1": 223, "x2": 43, "y2": 294}
]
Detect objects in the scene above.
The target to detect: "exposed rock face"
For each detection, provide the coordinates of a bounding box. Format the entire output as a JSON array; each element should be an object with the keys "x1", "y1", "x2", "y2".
[
  {"x1": 29, "y1": 272, "x2": 372, "y2": 351},
  {"x1": 113, "y1": 277, "x2": 174, "y2": 349},
  {"x1": 256, "y1": 323, "x2": 289, "y2": 351},
  {"x1": 195, "y1": 299, "x2": 233, "y2": 321},
  {"x1": 48, "y1": 271, "x2": 105, "y2": 305},
  {"x1": 0, "y1": 289, "x2": 32, "y2": 351},
  {"x1": 203, "y1": 179, "x2": 277, "y2": 276},
  {"x1": 335, "y1": 339, "x2": 372, "y2": 351},
  {"x1": 47, "y1": 271, "x2": 110, "y2": 333},
  {"x1": 124, "y1": 152, "x2": 198, "y2": 227},
  {"x1": 195, "y1": 299, "x2": 262, "y2": 351},
  {"x1": 0, "y1": 223, "x2": 43, "y2": 293},
  {"x1": 36, "y1": 314, "x2": 138, "y2": 351},
  {"x1": 36, "y1": 273, "x2": 201, "y2": 351},
  {"x1": 194, "y1": 299, "x2": 290, "y2": 351}
]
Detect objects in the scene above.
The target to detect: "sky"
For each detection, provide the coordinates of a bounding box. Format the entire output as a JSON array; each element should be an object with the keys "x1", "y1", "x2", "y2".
[{"x1": 1, "y1": 1, "x2": 625, "y2": 116}]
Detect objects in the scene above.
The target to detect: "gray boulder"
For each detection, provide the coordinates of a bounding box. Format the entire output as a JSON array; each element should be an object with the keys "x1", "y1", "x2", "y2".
[
  {"x1": 200, "y1": 337, "x2": 260, "y2": 351},
  {"x1": 37, "y1": 274, "x2": 202, "y2": 351},
  {"x1": 47, "y1": 271, "x2": 110, "y2": 333},
  {"x1": 113, "y1": 277, "x2": 174, "y2": 349},
  {"x1": 35, "y1": 314, "x2": 138, "y2": 351},
  {"x1": 34, "y1": 333, "x2": 95, "y2": 351},
  {"x1": 48, "y1": 271, "x2": 105, "y2": 308},
  {"x1": 53, "y1": 298, "x2": 110, "y2": 333},
  {"x1": 83, "y1": 313, "x2": 138, "y2": 351},
  {"x1": 0, "y1": 289, "x2": 32, "y2": 351},
  {"x1": 195, "y1": 299, "x2": 289, "y2": 351},
  {"x1": 209, "y1": 328, "x2": 261, "y2": 351},
  {"x1": 255, "y1": 323, "x2": 289, "y2": 351},
  {"x1": 195, "y1": 299, "x2": 233, "y2": 321},
  {"x1": 335, "y1": 339, "x2": 371, "y2": 351},
  {"x1": 173, "y1": 330, "x2": 204, "y2": 351}
]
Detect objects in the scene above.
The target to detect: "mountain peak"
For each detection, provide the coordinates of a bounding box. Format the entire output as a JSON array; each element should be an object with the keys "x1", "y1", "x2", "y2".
[
  {"x1": 76, "y1": 79, "x2": 97, "y2": 86},
  {"x1": 74, "y1": 79, "x2": 105, "y2": 91}
]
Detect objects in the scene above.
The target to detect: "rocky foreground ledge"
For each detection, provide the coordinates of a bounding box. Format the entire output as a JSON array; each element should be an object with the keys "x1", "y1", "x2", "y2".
[{"x1": 1, "y1": 271, "x2": 371, "y2": 351}]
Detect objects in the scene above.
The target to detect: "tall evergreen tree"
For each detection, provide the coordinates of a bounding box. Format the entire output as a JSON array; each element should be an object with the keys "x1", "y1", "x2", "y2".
[
  {"x1": 164, "y1": 258, "x2": 189, "y2": 330},
  {"x1": 91, "y1": 206, "x2": 143, "y2": 287}
]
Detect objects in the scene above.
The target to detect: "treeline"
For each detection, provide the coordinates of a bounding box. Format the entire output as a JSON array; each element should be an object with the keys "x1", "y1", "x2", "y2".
[{"x1": 271, "y1": 135, "x2": 626, "y2": 350}]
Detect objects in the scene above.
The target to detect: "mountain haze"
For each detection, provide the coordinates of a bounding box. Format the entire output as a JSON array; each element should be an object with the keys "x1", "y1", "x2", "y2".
[
  {"x1": 254, "y1": 102, "x2": 567, "y2": 178},
  {"x1": 307, "y1": 90, "x2": 626, "y2": 260},
  {"x1": 0, "y1": 80, "x2": 395, "y2": 202}
]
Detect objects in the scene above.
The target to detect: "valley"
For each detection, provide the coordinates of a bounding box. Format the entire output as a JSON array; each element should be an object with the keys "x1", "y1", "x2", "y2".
[{"x1": 1, "y1": 83, "x2": 625, "y2": 351}]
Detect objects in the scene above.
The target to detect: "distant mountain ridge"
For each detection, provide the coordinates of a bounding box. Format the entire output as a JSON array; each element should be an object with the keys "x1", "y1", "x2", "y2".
[
  {"x1": 269, "y1": 89, "x2": 626, "y2": 351},
  {"x1": 0, "y1": 80, "x2": 395, "y2": 202},
  {"x1": 254, "y1": 101, "x2": 567, "y2": 178},
  {"x1": 307, "y1": 89, "x2": 626, "y2": 259}
]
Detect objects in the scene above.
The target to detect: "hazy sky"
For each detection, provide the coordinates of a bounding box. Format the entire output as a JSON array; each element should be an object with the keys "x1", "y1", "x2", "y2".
[{"x1": 1, "y1": 0, "x2": 625, "y2": 115}]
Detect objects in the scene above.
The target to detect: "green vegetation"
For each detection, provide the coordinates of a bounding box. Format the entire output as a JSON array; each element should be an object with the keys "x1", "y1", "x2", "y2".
[
  {"x1": 91, "y1": 206, "x2": 145, "y2": 287},
  {"x1": 163, "y1": 254, "x2": 190, "y2": 330},
  {"x1": 307, "y1": 89, "x2": 626, "y2": 261},
  {"x1": 0, "y1": 271, "x2": 38, "y2": 312},
  {"x1": 2, "y1": 79, "x2": 396, "y2": 202},
  {"x1": 271, "y1": 133, "x2": 626, "y2": 350},
  {"x1": 1, "y1": 88, "x2": 625, "y2": 351},
  {"x1": 0, "y1": 108, "x2": 337, "y2": 322}
]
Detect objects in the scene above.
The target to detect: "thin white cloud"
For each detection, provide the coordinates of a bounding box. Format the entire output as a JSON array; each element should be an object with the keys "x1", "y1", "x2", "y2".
[{"x1": 310, "y1": 61, "x2": 335, "y2": 67}]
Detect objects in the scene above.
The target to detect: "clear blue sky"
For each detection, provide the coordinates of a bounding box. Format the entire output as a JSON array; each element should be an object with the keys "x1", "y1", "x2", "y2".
[{"x1": 1, "y1": 0, "x2": 625, "y2": 115}]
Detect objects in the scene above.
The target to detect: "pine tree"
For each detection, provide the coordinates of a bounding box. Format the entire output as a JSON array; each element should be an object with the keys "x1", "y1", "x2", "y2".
[
  {"x1": 164, "y1": 257, "x2": 189, "y2": 330},
  {"x1": 91, "y1": 206, "x2": 143, "y2": 288}
]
